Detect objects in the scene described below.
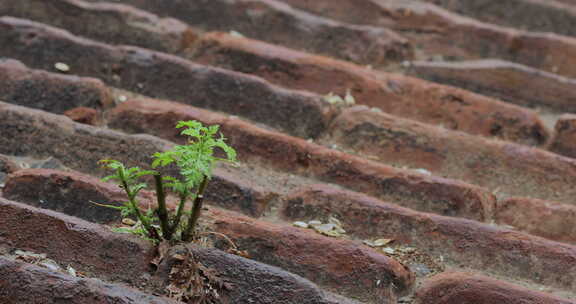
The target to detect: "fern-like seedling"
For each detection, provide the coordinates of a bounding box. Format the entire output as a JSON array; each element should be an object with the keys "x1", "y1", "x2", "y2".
[{"x1": 99, "y1": 120, "x2": 237, "y2": 243}]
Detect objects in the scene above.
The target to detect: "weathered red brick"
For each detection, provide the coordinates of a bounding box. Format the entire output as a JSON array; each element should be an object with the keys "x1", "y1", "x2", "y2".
[
  {"x1": 281, "y1": 184, "x2": 576, "y2": 291},
  {"x1": 0, "y1": 0, "x2": 195, "y2": 53},
  {"x1": 0, "y1": 257, "x2": 178, "y2": 304},
  {"x1": 496, "y1": 197, "x2": 576, "y2": 245},
  {"x1": 0, "y1": 58, "x2": 113, "y2": 113},
  {"x1": 109, "y1": 98, "x2": 495, "y2": 221},
  {"x1": 408, "y1": 59, "x2": 576, "y2": 112},
  {"x1": 64, "y1": 106, "x2": 101, "y2": 125},
  {"x1": 415, "y1": 272, "x2": 574, "y2": 304},
  {"x1": 82, "y1": 0, "x2": 413, "y2": 65},
  {"x1": 548, "y1": 114, "x2": 576, "y2": 159},
  {"x1": 328, "y1": 106, "x2": 576, "y2": 205},
  {"x1": 0, "y1": 197, "x2": 155, "y2": 285},
  {"x1": 285, "y1": 0, "x2": 576, "y2": 80},
  {"x1": 0, "y1": 154, "x2": 18, "y2": 175},
  {"x1": 156, "y1": 244, "x2": 361, "y2": 304},
  {"x1": 207, "y1": 207, "x2": 414, "y2": 302},
  {"x1": 189, "y1": 32, "x2": 548, "y2": 144},
  {"x1": 3, "y1": 169, "x2": 141, "y2": 223},
  {"x1": 423, "y1": 0, "x2": 576, "y2": 38},
  {"x1": 0, "y1": 17, "x2": 334, "y2": 139},
  {"x1": 0, "y1": 102, "x2": 277, "y2": 217},
  {"x1": 0, "y1": 198, "x2": 351, "y2": 304}
]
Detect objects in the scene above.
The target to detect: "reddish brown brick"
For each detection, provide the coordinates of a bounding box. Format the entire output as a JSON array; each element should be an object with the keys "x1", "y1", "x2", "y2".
[
  {"x1": 328, "y1": 106, "x2": 576, "y2": 205},
  {"x1": 415, "y1": 272, "x2": 574, "y2": 304},
  {"x1": 0, "y1": 154, "x2": 18, "y2": 175},
  {"x1": 64, "y1": 106, "x2": 101, "y2": 125},
  {"x1": 109, "y1": 98, "x2": 495, "y2": 221},
  {"x1": 207, "y1": 207, "x2": 414, "y2": 302},
  {"x1": 0, "y1": 0, "x2": 194, "y2": 53},
  {"x1": 0, "y1": 102, "x2": 276, "y2": 217},
  {"x1": 189, "y1": 32, "x2": 548, "y2": 144},
  {"x1": 0, "y1": 198, "x2": 351, "y2": 304},
  {"x1": 0, "y1": 197, "x2": 155, "y2": 285},
  {"x1": 3, "y1": 169, "x2": 140, "y2": 223},
  {"x1": 549, "y1": 114, "x2": 576, "y2": 159},
  {"x1": 423, "y1": 0, "x2": 576, "y2": 38},
  {"x1": 0, "y1": 58, "x2": 113, "y2": 113},
  {"x1": 0, "y1": 257, "x2": 178, "y2": 304},
  {"x1": 408, "y1": 59, "x2": 576, "y2": 112},
  {"x1": 496, "y1": 197, "x2": 576, "y2": 245},
  {"x1": 281, "y1": 184, "x2": 576, "y2": 291},
  {"x1": 82, "y1": 0, "x2": 413, "y2": 65},
  {"x1": 0, "y1": 17, "x2": 334, "y2": 138},
  {"x1": 162, "y1": 244, "x2": 360, "y2": 304}
]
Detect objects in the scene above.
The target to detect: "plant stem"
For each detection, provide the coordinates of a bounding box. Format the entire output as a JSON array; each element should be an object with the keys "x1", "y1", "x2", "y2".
[
  {"x1": 182, "y1": 175, "x2": 209, "y2": 242},
  {"x1": 167, "y1": 191, "x2": 189, "y2": 240},
  {"x1": 154, "y1": 174, "x2": 171, "y2": 240},
  {"x1": 121, "y1": 179, "x2": 160, "y2": 240}
]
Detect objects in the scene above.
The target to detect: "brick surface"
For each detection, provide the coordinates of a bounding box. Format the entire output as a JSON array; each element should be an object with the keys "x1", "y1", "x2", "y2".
[
  {"x1": 280, "y1": 0, "x2": 576, "y2": 79},
  {"x1": 0, "y1": 197, "x2": 155, "y2": 285},
  {"x1": 549, "y1": 114, "x2": 576, "y2": 159},
  {"x1": 0, "y1": 257, "x2": 177, "y2": 304},
  {"x1": 424, "y1": 0, "x2": 576, "y2": 38},
  {"x1": 159, "y1": 245, "x2": 362, "y2": 304},
  {"x1": 83, "y1": 0, "x2": 414, "y2": 65},
  {"x1": 329, "y1": 106, "x2": 576, "y2": 204},
  {"x1": 0, "y1": 17, "x2": 335, "y2": 139},
  {"x1": 0, "y1": 0, "x2": 193, "y2": 53},
  {"x1": 63, "y1": 106, "x2": 101, "y2": 125},
  {"x1": 0, "y1": 58, "x2": 112, "y2": 113},
  {"x1": 207, "y1": 208, "x2": 414, "y2": 302},
  {"x1": 408, "y1": 59, "x2": 576, "y2": 112},
  {"x1": 3, "y1": 169, "x2": 136, "y2": 223},
  {"x1": 415, "y1": 272, "x2": 575, "y2": 304},
  {"x1": 0, "y1": 102, "x2": 277, "y2": 217},
  {"x1": 189, "y1": 32, "x2": 549, "y2": 144},
  {"x1": 109, "y1": 98, "x2": 495, "y2": 221},
  {"x1": 496, "y1": 197, "x2": 576, "y2": 245},
  {"x1": 281, "y1": 184, "x2": 576, "y2": 291},
  {"x1": 0, "y1": 199, "x2": 355, "y2": 304}
]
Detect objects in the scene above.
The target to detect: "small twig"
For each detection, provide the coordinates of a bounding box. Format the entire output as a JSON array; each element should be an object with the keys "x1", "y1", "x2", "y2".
[{"x1": 197, "y1": 231, "x2": 238, "y2": 250}]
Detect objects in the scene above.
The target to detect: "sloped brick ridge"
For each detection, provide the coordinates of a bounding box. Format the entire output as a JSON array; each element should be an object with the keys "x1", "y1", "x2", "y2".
[{"x1": 1, "y1": 0, "x2": 576, "y2": 303}]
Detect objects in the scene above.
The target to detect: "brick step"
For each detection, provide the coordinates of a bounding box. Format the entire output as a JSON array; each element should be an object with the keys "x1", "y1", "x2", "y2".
[
  {"x1": 422, "y1": 0, "x2": 576, "y2": 39},
  {"x1": 206, "y1": 208, "x2": 414, "y2": 302},
  {"x1": 0, "y1": 257, "x2": 178, "y2": 304},
  {"x1": 187, "y1": 32, "x2": 549, "y2": 145},
  {"x1": 277, "y1": 0, "x2": 576, "y2": 79},
  {"x1": 496, "y1": 197, "x2": 576, "y2": 245},
  {"x1": 0, "y1": 58, "x2": 112, "y2": 116},
  {"x1": 327, "y1": 106, "x2": 576, "y2": 205},
  {"x1": 107, "y1": 97, "x2": 495, "y2": 221},
  {"x1": 0, "y1": 102, "x2": 289, "y2": 218},
  {"x1": 0, "y1": 17, "x2": 335, "y2": 139},
  {"x1": 1, "y1": 171, "x2": 412, "y2": 302},
  {"x1": 406, "y1": 59, "x2": 576, "y2": 113},
  {"x1": 0, "y1": 27, "x2": 551, "y2": 146},
  {"x1": 281, "y1": 184, "x2": 576, "y2": 295},
  {"x1": 0, "y1": 197, "x2": 356, "y2": 304},
  {"x1": 77, "y1": 0, "x2": 413, "y2": 65},
  {"x1": 0, "y1": 0, "x2": 192, "y2": 54},
  {"x1": 415, "y1": 272, "x2": 575, "y2": 304},
  {"x1": 548, "y1": 114, "x2": 576, "y2": 159}
]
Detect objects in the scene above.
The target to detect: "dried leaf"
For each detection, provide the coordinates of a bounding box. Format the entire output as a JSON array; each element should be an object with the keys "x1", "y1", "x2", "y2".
[
  {"x1": 292, "y1": 221, "x2": 309, "y2": 228},
  {"x1": 308, "y1": 220, "x2": 322, "y2": 227},
  {"x1": 374, "y1": 238, "x2": 394, "y2": 247}
]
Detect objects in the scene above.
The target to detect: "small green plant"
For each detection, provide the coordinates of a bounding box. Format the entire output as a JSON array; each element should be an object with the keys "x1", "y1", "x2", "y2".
[{"x1": 99, "y1": 120, "x2": 237, "y2": 243}]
